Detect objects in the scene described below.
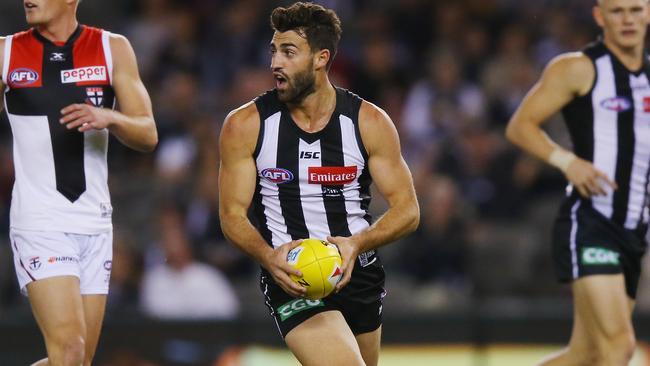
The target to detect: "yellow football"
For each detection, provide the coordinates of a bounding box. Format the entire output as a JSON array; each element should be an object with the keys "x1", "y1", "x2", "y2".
[{"x1": 286, "y1": 238, "x2": 343, "y2": 300}]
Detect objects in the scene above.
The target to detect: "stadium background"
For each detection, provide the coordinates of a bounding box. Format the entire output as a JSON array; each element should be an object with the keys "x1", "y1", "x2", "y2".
[{"x1": 1, "y1": 0, "x2": 650, "y2": 365}]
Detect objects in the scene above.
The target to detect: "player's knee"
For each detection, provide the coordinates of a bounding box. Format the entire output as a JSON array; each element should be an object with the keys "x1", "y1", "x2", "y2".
[
  {"x1": 50, "y1": 333, "x2": 86, "y2": 366},
  {"x1": 588, "y1": 329, "x2": 636, "y2": 365},
  {"x1": 607, "y1": 330, "x2": 636, "y2": 363}
]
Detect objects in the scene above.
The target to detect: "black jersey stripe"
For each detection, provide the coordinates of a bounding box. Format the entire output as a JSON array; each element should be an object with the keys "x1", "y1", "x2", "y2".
[
  {"x1": 277, "y1": 113, "x2": 309, "y2": 240},
  {"x1": 320, "y1": 115, "x2": 352, "y2": 237},
  {"x1": 610, "y1": 59, "x2": 635, "y2": 226}
]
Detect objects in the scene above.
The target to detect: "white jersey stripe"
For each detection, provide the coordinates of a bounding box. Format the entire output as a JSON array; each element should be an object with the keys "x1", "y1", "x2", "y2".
[
  {"x1": 100, "y1": 31, "x2": 113, "y2": 85},
  {"x1": 626, "y1": 73, "x2": 650, "y2": 229},
  {"x1": 591, "y1": 55, "x2": 618, "y2": 219},
  {"x1": 340, "y1": 115, "x2": 370, "y2": 234},
  {"x1": 256, "y1": 112, "x2": 290, "y2": 247},
  {"x1": 2, "y1": 35, "x2": 12, "y2": 85},
  {"x1": 298, "y1": 138, "x2": 330, "y2": 239}
]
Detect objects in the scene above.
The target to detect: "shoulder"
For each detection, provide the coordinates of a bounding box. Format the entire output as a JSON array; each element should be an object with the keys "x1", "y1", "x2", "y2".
[
  {"x1": 358, "y1": 100, "x2": 400, "y2": 155},
  {"x1": 542, "y1": 52, "x2": 594, "y2": 95},
  {"x1": 220, "y1": 101, "x2": 260, "y2": 153},
  {"x1": 107, "y1": 33, "x2": 134, "y2": 56}
]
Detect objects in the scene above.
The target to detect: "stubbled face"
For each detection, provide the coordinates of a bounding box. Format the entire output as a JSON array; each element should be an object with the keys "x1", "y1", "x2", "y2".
[
  {"x1": 270, "y1": 30, "x2": 317, "y2": 104},
  {"x1": 23, "y1": 0, "x2": 69, "y2": 26},
  {"x1": 595, "y1": 0, "x2": 650, "y2": 49}
]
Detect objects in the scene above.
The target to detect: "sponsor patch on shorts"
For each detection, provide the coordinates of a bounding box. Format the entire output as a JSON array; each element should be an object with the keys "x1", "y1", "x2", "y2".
[
  {"x1": 581, "y1": 247, "x2": 620, "y2": 266},
  {"x1": 276, "y1": 298, "x2": 324, "y2": 321}
]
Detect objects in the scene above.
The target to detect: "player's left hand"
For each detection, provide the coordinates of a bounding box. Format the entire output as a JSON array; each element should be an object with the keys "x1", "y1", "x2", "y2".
[
  {"x1": 60, "y1": 103, "x2": 113, "y2": 132},
  {"x1": 327, "y1": 235, "x2": 360, "y2": 293}
]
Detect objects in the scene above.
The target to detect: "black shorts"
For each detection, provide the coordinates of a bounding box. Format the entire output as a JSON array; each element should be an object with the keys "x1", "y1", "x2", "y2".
[
  {"x1": 260, "y1": 249, "x2": 385, "y2": 338},
  {"x1": 553, "y1": 197, "x2": 647, "y2": 298}
]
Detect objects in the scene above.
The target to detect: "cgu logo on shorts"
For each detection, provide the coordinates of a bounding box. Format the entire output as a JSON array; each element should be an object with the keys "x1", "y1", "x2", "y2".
[
  {"x1": 261, "y1": 168, "x2": 294, "y2": 184},
  {"x1": 277, "y1": 298, "x2": 324, "y2": 321},
  {"x1": 9, "y1": 68, "x2": 39, "y2": 87},
  {"x1": 61, "y1": 66, "x2": 107, "y2": 84},
  {"x1": 308, "y1": 166, "x2": 358, "y2": 185},
  {"x1": 600, "y1": 97, "x2": 632, "y2": 112},
  {"x1": 581, "y1": 247, "x2": 620, "y2": 266}
]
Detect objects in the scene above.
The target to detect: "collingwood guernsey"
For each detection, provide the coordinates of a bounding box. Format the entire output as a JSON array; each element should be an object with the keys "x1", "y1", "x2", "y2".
[
  {"x1": 252, "y1": 87, "x2": 372, "y2": 248},
  {"x1": 2, "y1": 26, "x2": 115, "y2": 233},
  {"x1": 562, "y1": 39, "x2": 650, "y2": 231}
]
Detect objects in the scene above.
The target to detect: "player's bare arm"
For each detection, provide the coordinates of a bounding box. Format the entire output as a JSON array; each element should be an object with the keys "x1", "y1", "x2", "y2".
[
  {"x1": 505, "y1": 53, "x2": 617, "y2": 198},
  {"x1": 219, "y1": 102, "x2": 306, "y2": 298},
  {"x1": 59, "y1": 34, "x2": 157, "y2": 152},
  {"x1": 328, "y1": 101, "x2": 420, "y2": 291}
]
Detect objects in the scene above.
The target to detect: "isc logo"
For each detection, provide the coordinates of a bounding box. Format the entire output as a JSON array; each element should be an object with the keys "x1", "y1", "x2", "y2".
[
  {"x1": 9, "y1": 68, "x2": 39, "y2": 86},
  {"x1": 300, "y1": 151, "x2": 320, "y2": 159},
  {"x1": 261, "y1": 168, "x2": 294, "y2": 184}
]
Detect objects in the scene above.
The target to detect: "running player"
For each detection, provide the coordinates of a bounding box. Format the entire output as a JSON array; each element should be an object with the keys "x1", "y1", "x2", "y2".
[
  {"x1": 506, "y1": 0, "x2": 650, "y2": 364},
  {"x1": 219, "y1": 3, "x2": 419, "y2": 366},
  {"x1": 0, "y1": 1, "x2": 157, "y2": 365}
]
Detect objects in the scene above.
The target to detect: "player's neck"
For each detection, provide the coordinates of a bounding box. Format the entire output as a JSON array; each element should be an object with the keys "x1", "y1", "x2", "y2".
[
  {"x1": 287, "y1": 78, "x2": 336, "y2": 133},
  {"x1": 36, "y1": 17, "x2": 79, "y2": 45},
  {"x1": 603, "y1": 38, "x2": 645, "y2": 72}
]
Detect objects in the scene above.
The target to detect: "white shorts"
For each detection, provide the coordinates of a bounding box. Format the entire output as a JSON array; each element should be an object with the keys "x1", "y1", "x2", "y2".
[{"x1": 10, "y1": 228, "x2": 113, "y2": 296}]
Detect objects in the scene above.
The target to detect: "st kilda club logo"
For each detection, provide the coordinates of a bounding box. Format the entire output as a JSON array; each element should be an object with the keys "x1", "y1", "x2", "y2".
[{"x1": 85, "y1": 87, "x2": 104, "y2": 107}]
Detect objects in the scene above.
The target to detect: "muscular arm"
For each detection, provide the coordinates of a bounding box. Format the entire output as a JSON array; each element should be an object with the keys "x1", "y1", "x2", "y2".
[
  {"x1": 218, "y1": 103, "x2": 274, "y2": 264},
  {"x1": 505, "y1": 53, "x2": 615, "y2": 196},
  {"x1": 329, "y1": 101, "x2": 420, "y2": 290},
  {"x1": 60, "y1": 34, "x2": 157, "y2": 152},
  {"x1": 218, "y1": 103, "x2": 304, "y2": 297}
]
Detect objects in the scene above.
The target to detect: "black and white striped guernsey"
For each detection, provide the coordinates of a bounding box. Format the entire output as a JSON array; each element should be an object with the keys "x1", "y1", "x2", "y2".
[
  {"x1": 251, "y1": 87, "x2": 372, "y2": 248},
  {"x1": 561, "y1": 39, "x2": 650, "y2": 230}
]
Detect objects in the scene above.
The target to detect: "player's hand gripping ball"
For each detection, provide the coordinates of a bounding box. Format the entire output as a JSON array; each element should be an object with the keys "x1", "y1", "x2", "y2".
[{"x1": 286, "y1": 238, "x2": 343, "y2": 300}]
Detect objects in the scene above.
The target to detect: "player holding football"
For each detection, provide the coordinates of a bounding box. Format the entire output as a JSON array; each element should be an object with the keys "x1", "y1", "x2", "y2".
[
  {"x1": 219, "y1": 2, "x2": 419, "y2": 365},
  {"x1": 0, "y1": 0, "x2": 157, "y2": 365},
  {"x1": 506, "y1": 0, "x2": 650, "y2": 364}
]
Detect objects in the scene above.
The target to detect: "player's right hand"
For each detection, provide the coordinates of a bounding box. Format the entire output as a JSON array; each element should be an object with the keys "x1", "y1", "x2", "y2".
[
  {"x1": 262, "y1": 240, "x2": 306, "y2": 298},
  {"x1": 565, "y1": 158, "x2": 617, "y2": 197}
]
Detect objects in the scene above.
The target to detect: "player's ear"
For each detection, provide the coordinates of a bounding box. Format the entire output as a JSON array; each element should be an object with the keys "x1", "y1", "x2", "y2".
[
  {"x1": 314, "y1": 49, "x2": 330, "y2": 70},
  {"x1": 593, "y1": 5, "x2": 605, "y2": 27}
]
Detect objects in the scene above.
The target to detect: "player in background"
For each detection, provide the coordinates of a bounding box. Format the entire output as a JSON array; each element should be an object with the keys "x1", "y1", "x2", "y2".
[
  {"x1": 219, "y1": 2, "x2": 419, "y2": 366},
  {"x1": 506, "y1": 0, "x2": 650, "y2": 364},
  {"x1": 0, "y1": 0, "x2": 157, "y2": 365}
]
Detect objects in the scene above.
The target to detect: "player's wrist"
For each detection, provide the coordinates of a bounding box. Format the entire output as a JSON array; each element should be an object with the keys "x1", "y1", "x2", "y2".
[{"x1": 548, "y1": 148, "x2": 576, "y2": 173}]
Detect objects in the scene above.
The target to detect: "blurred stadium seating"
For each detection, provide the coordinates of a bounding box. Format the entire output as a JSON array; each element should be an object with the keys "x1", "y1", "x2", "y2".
[{"x1": 1, "y1": 0, "x2": 650, "y2": 365}]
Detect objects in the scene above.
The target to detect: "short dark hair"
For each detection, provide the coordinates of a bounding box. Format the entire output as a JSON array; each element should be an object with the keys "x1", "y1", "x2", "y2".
[{"x1": 270, "y1": 2, "x2": 342, "y2": 69}]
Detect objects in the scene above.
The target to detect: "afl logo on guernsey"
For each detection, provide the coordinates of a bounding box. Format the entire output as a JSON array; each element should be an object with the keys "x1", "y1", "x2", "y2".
[
  {"x1": 261, "y1": 168, "x2": 294, "y2": 184},
  {"x1": 9, "y1": 68, "x2": 39, "y2": 86},
  {"x1": 600, "y1": 97, "x2": 632, "y2": 112}
]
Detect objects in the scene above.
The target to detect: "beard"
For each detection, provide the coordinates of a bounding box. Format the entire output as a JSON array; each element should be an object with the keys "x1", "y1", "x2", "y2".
[{"x1": 277, "y1": 64, "x2": 316, "y2": 104}]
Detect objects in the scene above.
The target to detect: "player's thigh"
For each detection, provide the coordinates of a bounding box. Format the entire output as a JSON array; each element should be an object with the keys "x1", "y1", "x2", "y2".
[
  {"x1": 27, "y1": 276, "x2": 86, "y2": 342},
  {"x1": 285, "y1": 310, "x2": 365, "y2": 366},
  {"x1": 572, "y1": 274, "x2": 634, "y2": 343},
  {"x1": 356, "y1": 325, "x2": 381, "y2": 366},
  {"x1": 82, "y1": 294, "x2": 107, "y2": 361}
]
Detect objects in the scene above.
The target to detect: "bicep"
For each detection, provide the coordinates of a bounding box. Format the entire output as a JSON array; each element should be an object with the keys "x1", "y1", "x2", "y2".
[
  {"x1": 363, "y1": 106, "x2": 416, "y2": 206},
  {"x1": 218, "y1": 112, "x2": 259, "y2": 218},
  {"x1": 218, "y1": 149, "x2": 258, "y2": 217},
  {"x1": 110, "y1": 35, "x2": 153, "y2": 118},
  {"x1": 510, "y1": 56, "x2": 592, "y2": 127}
]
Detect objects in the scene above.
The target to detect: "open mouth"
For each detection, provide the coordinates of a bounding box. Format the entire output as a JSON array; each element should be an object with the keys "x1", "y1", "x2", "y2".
[
  {"x1": 24, "y1": 2, "x2": 37, "y2": 9},
  {"x1": 274, "y1": 73, "x2": 288, "y2": 89}
]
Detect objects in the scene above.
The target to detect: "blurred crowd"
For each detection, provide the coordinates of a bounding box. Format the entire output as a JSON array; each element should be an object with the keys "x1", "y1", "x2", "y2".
[{"x1": 2, "y1": 0, "x2": 650, "y2": 322}]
